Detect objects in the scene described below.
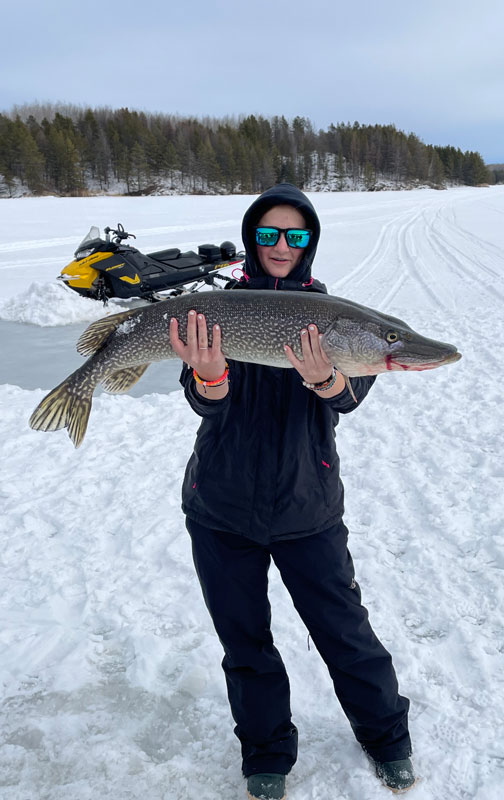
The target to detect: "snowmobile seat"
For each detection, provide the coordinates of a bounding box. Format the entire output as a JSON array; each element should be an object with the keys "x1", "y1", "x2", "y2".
[{"x1": 147, "y1": 248, "x2": 181, "y2": 263}]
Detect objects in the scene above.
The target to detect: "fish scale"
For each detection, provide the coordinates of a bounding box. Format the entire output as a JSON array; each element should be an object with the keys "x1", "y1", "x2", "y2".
[
  {"x1": 29, "y1": 290, "x2": 461, "y2": 447},
  {"x1": 164, "y1": 290, "x2": 339, "y2": 366}
]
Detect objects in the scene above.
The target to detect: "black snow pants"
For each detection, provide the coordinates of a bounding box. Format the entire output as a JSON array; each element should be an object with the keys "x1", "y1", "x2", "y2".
[{"x1": 186, "y1": 518, "x2": 411, "y2": 777}]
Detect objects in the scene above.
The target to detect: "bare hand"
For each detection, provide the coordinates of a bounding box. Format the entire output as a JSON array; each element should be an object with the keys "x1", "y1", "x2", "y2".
[
  {"x1": 170, "y1": 311, "x2": 226, "y2": 381},
  {"x1": 284, "y1": 324, "x2": 334, "y2": 384}
]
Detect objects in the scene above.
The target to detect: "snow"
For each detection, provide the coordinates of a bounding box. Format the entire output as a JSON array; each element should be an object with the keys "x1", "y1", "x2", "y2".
[
  {"x1": 0, "y1": 281, "x2": 123, "y2": 326},
  {"x1": 1, "y1": 187, "x2": 504, "y2": 799}
]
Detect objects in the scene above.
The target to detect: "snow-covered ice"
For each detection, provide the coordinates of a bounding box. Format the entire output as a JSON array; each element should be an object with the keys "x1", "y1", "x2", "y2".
[{"x1": 1, "y1": 188, "x2": 503, "y2": 799}]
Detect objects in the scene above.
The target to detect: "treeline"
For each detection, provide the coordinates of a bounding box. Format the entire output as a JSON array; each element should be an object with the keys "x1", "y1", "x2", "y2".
[
  {"x1": 488, "y1": 164, "x2": 504, "y2": 184},
  {"x1": 0, "y1": 104, "x2": 491, "y2": 196}
]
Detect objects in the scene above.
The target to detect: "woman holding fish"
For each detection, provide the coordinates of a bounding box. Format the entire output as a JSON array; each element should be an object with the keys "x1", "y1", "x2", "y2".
[{"x1": 170, "y1": 184, "x2": 416, "y2": 798}]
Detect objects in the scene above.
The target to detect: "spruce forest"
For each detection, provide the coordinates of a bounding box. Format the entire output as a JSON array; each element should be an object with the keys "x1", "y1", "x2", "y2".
[{"x1": 0, "y1": 104, "x2": 492, "y2": 197}]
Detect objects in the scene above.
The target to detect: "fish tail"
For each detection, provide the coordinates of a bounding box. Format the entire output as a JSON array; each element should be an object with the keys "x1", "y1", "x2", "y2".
[{"x1": 29, "y1": 377, "x2": 92, "y2": 448}]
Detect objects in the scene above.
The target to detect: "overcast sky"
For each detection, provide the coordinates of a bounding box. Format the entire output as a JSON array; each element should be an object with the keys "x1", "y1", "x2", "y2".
[{"x1": 1, "y1": 0, "x2": 502, "y2": 162}]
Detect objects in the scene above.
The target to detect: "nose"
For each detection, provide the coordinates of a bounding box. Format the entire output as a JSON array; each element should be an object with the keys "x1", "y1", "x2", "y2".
[{"x1": 274, "y1": 232, "x2": 290, "y2": 253}]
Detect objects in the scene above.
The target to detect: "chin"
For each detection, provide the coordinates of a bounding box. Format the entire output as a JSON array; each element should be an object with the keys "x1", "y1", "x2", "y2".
[{"x1": 264, "y1": 262, "x2": 293, "y2": 277}]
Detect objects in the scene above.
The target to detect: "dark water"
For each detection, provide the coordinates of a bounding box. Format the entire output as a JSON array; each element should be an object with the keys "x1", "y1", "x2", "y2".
[{"x1": 0, "y1": 320, "x2": 182, "y2": 395}]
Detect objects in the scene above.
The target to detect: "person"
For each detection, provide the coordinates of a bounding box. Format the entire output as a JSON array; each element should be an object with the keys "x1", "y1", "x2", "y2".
[{"x1": 169, "y1": 183, "x2": 415, "y2": 799}]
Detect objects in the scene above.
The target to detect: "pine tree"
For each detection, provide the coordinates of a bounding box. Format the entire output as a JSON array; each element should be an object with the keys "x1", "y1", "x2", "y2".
[
  {"x1": 364, "y1": 162, "x2": 376, "y2": 191},
  {"x1": 78, "y1": 109, "x2": 99, "y2": 179},
  {"x1": 0, "y1": 115, "x2": 16, "y2": 194},
  {"x1": 214, "y1": 127, "x2": 237, "y2": 191},
  {"x1": 162, "y1": 141, "x2": 179, "y2": 183},
  {"x1": 15, "y1": 119, "x2": 44, "y2": 192},
  {"x1": 426, "y1": 147, "x2": 446, "y2": 186},
  {"x1": 130, "y1": 142, "x2": 150, "y2": 193},
  {"x1": 337, "y1": 151, "x2": 345, "y2": 191},
  {"x1": 462, "y1": 151, "x2": 490, "y2": 185},
  {"x1": 196, "y1": 138, "x2": 222, "y2": 190}
]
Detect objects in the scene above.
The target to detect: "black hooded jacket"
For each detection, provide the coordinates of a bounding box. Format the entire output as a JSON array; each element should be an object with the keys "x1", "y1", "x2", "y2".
[
  {"x1": 239, "y1": 182, "x2": 325, "y2": 292},
  {"x1": 180, "y1": 184, "x2": 375, "y2": 544}
]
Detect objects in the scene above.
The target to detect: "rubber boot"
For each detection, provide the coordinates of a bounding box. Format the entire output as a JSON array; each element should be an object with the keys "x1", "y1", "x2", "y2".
[
  {"x1": 246, "y1": 773, "x2": 286, "y2": 800},
  {"x1": 371, "y1": 757, "x2": 416, "y2": 792}
]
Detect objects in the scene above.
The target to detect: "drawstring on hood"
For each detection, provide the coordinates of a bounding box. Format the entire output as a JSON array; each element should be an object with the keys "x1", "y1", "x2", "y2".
[{"x1": 239, "y1": 183, "x2": 326, "y2": 294}]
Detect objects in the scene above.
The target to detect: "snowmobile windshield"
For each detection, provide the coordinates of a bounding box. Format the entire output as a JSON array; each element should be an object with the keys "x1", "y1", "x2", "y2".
[
  {"x1": 77, "y1": 227, "x2": 102, "y2": 250},
  {"x1": 74, "y1": 227, "x2": 105, "y2": 258}
]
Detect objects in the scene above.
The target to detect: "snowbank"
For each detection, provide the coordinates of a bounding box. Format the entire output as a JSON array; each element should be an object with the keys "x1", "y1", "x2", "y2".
[{"x1": 0, "y1": 281, "x2": 131, "y2": 326}]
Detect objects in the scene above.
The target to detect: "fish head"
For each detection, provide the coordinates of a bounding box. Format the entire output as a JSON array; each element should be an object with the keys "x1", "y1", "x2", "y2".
[{"x1": 321, "y1": 309, "x2": 462, "y2": 377}]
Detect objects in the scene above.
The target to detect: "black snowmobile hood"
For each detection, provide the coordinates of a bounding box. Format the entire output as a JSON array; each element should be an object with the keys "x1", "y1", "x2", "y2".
[{"x1": 240, "y1": 183, "x2": 325, "y2": 293}]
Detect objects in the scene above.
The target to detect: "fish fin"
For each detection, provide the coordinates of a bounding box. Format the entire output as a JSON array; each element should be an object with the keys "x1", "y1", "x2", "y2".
[
  {"x1": 29, "y1": 379, "x2": 92, "y2": 448},
  {"x1": 345, "y1": 375, "x2": 358, "y2": 403},
  {"x1": 77, "y1": 309, "x2": 140, "y2": 357},
  {"x1": 101, "y1": 363, "x2": 150, "y2": 394}
]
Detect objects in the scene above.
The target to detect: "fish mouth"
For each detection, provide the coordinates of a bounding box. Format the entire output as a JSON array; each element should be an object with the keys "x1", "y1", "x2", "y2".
[
  {"x1": 436, "y1": 351, "x2": 462, "y2": 366},
  {"x1": 386, "y1": 351, "x2": 462, "y2": 371}
]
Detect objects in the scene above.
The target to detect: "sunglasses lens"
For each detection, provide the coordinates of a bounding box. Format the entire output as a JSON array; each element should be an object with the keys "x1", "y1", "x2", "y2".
[
  {"x1": 285, "y1": 229, "x2": 311, "y2": 248},
  {"x1": 255, "y1": 227, "x2": 312, "y2": 248},
  {"x1": 256, "y1": 227, "x2": 279, "y2": 246}
]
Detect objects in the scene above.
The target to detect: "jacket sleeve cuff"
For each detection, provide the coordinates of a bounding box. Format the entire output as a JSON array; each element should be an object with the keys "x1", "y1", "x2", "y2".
[{"x1": 179, "y1": 363, "x2": 232, "y2": 417}]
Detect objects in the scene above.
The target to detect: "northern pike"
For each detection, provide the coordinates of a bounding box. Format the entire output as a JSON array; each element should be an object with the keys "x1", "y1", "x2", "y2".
[{"x1": 29, "y1": 290, "x2": 461, "y2": 447}]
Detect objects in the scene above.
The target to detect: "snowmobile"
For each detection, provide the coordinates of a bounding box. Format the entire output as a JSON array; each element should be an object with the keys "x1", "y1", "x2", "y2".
[{"x1": 59, "y1": 223, "x2": 244, "y2": 303}]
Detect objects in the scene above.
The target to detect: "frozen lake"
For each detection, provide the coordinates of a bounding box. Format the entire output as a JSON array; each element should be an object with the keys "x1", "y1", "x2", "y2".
[
  {"x1": 0, "y1": 319, "x2": 182, "y2": 394},
  {"x1": 1, "y1": 188, "x2": 504, "y2": 800}
]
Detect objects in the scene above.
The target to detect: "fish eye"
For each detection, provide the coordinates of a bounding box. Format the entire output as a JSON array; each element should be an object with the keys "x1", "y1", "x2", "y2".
[{"x1": 386, "y1": 330, "x2": 399, "y2": 343}]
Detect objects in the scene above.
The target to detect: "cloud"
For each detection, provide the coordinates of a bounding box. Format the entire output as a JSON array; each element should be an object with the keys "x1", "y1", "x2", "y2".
[{"x1": 1, "y1": 0, "x2": 502, "y2": 160}]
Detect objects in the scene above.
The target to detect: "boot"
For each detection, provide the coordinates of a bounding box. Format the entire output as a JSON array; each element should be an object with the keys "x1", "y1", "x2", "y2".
[
  {"x1": 246, "y1": 772, "x2": 286, "y2": 800},
  {"x1": 371, "y1": 757, "x2": 416, "y2": 792}
]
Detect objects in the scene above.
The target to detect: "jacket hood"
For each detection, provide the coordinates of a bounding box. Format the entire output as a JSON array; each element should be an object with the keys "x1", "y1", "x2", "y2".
[{"x1": 241, "y1": 184, "x2": 321, "y2": 288}]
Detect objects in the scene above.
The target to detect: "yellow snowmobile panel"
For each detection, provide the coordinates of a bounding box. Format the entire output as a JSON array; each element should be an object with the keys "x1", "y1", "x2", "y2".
[{"x1": 61, "y1": 252, "x2": 114, "y2": 289}]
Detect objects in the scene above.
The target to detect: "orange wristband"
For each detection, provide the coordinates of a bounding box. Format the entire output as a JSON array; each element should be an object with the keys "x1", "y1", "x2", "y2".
[{"x1": 193, "y1": 363, "x2": 229, "y2": 387}]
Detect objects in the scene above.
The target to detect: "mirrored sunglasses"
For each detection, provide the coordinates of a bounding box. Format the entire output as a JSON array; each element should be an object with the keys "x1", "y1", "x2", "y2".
[{"x1": 255, "y1": 226, "x2": 312, "y2": 249}]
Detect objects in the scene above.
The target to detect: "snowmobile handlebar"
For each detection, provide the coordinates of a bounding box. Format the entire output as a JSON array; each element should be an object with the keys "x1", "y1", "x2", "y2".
[{"x1": 104, "y1": 223, "x2": 136, "y2": 244}]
